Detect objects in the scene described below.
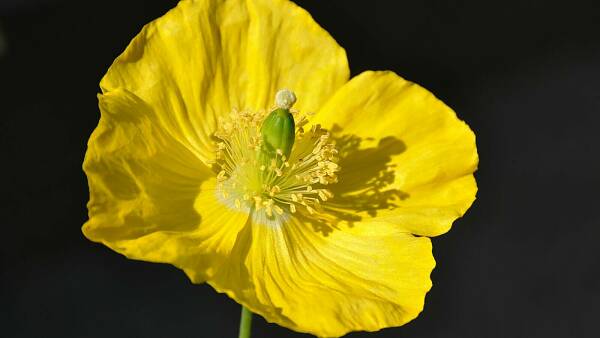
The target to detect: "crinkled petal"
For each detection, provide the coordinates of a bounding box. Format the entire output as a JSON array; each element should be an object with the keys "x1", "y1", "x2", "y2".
[
  {"x1": 83, "y1": 89, "x2": 248, "y2": 283},
  {"x1": 208, "y1": 217, "x2": 434, "y2": 337},
  {"x1": 100, "y1": 0, "x2": 349, "y2": 163},
  {"x1": 312, "y1": 71, "x2": 478, "y2": 237}
]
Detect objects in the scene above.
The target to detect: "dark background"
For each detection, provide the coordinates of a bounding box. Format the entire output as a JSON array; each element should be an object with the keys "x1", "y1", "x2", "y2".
[{"x1": 1, "y1": 0, "x2": 599, "y2": 337}]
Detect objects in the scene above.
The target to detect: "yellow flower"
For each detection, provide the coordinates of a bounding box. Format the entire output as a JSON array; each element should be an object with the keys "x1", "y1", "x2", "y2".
[{"x1": 82, "y1": 0, "x2": 478, "y2": 337}]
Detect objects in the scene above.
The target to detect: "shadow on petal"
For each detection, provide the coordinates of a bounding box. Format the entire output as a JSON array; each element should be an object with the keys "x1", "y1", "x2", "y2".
[{"x1": 298, "y1": 124, "x2": 409, "y2": 236}]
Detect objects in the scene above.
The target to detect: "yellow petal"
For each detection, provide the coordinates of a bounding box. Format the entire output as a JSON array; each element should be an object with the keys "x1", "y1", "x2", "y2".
[
  {"x1": 100, "y1": 0, "x2": 349, "y2": 163},
  {"x1": 313, "y1": 71, "x2": 478, "y2": 237},
  {"x1": 208, "y1": 218, "x2": 434, "y2": 337},
  {"x1": 83, "y1": 89, "x2": 248, "y2": 283}
]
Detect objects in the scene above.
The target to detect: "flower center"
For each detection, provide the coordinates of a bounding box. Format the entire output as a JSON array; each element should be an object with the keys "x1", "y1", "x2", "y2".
[{"x1": 213, "y1": 90, "x2": 339, "y2": 221}]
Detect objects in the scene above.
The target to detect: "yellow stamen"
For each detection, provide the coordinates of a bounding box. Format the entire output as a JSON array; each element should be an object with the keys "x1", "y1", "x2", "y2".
[{"x1": 213, "y1": 91, "x2": 339, "y2": 221}]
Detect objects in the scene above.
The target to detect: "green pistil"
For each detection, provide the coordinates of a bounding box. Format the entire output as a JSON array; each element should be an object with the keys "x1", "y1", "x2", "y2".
[
  {"x1": 261, "y1": 107, "x2": 295, "y2": 158},
  {"x1": 260, "y1": 89, "x2": 298, "y2": 159}
]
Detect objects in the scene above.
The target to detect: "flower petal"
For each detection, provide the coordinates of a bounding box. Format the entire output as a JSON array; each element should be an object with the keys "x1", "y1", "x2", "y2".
[
  {"x1": 83, "y1": 89, "x2": 248, "y2": 283},
  {"x1": 312, "y1": 71, "x2": 478, "y2": 237},
  {"x1": 208, "y1": 218, "x2": 434, "y2": 337},
  {"x1": 100, "y1": 0, "x2": 349, "y2": 163}
]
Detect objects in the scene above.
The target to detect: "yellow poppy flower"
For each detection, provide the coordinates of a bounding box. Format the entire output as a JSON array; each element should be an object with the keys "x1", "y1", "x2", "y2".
[{"x1": 82, "y1": 0, "x2": 478, "y2": 337}]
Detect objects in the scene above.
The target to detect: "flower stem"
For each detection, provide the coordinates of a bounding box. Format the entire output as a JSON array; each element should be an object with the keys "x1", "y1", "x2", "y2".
[{"x1": 238, "y1": 306, "x2": 253, "y2": 338}]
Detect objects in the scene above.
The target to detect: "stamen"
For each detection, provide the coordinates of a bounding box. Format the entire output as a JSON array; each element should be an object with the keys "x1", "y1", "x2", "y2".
[{"x1": 213, "y1": 91, "x2": 339, "y2": 222}]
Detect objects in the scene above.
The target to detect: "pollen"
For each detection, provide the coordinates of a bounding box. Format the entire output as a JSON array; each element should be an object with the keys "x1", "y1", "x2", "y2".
[{"x1": 213, "y1": 92, "x2": 339, "y2": 222}]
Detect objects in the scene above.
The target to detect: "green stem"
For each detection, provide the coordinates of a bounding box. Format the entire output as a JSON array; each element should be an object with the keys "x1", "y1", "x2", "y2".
[{"x1": 238, "y1": 306, "x2": 253, "y2": 338}]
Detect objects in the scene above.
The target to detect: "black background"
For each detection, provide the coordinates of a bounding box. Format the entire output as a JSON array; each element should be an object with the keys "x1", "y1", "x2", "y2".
[{"x1": 1, "y1": 0, "x2": 599, "y2": 337}]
